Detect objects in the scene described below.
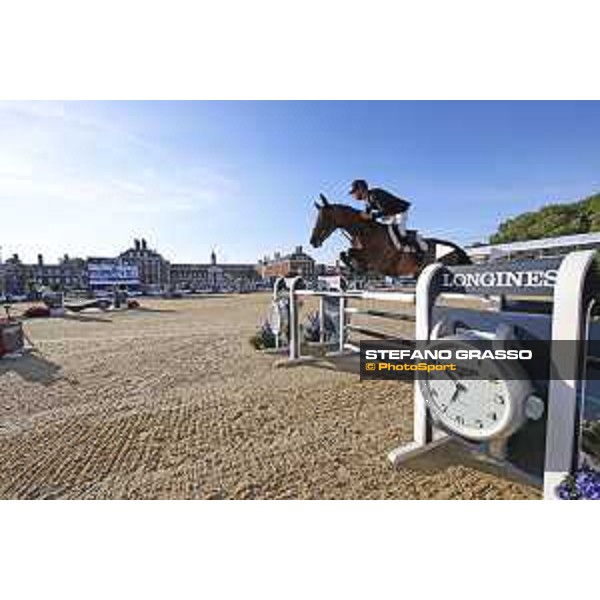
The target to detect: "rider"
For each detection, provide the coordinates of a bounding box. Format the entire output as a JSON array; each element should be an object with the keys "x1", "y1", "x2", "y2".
[{"x1": 349, "y1": 179, "x2": 427, "y2": 252}]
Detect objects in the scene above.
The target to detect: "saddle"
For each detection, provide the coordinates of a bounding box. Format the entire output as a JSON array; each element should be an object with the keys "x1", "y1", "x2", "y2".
[{"x1": 387, "y1": 225, "x2": 428, "y2": 255}]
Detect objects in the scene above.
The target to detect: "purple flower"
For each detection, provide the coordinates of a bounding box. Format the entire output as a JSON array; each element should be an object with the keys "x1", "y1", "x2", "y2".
[{"x1": 558, "y1": 465, "x2": 600, "y2": 499}]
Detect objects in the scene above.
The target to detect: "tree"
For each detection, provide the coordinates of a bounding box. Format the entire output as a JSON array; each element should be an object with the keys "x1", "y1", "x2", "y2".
[{"x1": 489, "y1": 192, "x2": 600, "y2": 244}]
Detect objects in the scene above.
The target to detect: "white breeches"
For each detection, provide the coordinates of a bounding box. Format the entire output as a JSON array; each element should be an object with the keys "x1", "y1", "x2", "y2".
[{"x1": 380, "y1": 211, "x2": 407, "y2": 236}]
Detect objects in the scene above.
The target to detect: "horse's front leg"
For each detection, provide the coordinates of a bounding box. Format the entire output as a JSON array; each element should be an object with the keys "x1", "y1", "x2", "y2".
[
  {"x1": 342, "y1": 248, "x2": 367, "y2": 273},
  {"x1": 339, "y1": 251, "x2": 353, "y2": 271}
]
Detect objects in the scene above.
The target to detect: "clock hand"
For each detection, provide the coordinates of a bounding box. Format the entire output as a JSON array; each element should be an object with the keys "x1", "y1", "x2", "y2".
[
  {"x1": 443, "y1": 388, "x2": 462, "y2": 412},
  {"x1": 445, "y1": 369, "x2": 470, "y2": 395}
]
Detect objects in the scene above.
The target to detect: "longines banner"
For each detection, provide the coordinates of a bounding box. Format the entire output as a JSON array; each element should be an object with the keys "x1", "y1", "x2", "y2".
[{"x1": 439, "y1": 258, "x2": 562, "y2": 296}]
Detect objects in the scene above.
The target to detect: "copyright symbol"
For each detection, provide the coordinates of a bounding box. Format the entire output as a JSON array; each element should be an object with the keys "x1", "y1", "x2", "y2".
[{"x1": 365, "y1": 363, "x2": 376, "y2": 371}]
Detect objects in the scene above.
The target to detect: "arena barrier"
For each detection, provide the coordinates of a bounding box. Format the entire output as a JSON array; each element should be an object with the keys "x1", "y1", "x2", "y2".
[{"x1": 270, "y1": 249, "x2": 599, "y2": 499}]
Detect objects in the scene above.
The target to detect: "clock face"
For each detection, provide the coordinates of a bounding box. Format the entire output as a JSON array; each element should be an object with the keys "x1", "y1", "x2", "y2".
[
  {"x1": 419, "y1": 337, "x2": 531, "y2": 441},
  {"x1": 423, "y1": 369, "x2": 514, "y2": 440}
]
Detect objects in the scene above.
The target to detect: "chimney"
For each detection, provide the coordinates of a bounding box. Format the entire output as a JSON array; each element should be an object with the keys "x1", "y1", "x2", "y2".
[
  {"x1": 37, "y1": 254, "x2": 44, "y2": 266},
  {"x1": 141, "y1": 239, "x2": 147, "y2": 251},
  {"x1": 295, "y1": 245, "x2": 303, "y2": 254},
  {"x1": 134, "y1": 239, "x2": 141, "y2": 251}
]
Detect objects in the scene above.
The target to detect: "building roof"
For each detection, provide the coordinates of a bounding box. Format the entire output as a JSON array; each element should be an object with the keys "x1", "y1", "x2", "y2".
[
  {"x1": 467, "y1": 231, "x2": 600, "y2": 257},
  {"x1": 260, "y1": 245, "x2": 315, "y2": 265}
]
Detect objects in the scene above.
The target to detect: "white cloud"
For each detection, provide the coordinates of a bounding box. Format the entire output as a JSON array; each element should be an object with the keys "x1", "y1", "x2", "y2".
[
  {"x1": 0, "y1": 101, "x2": 241, "y2": 262},
  {"x1": 0, "y1": 100, "x2": 68, "y2": 120},
  {"x1": 0, "y1": 102, "x2": 238, "y2": 212}
]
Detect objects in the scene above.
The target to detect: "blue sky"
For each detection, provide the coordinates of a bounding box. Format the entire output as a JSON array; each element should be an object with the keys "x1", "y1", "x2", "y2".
[{"x1": 1, "y1": 101, "x2": 600, "y2": 265}]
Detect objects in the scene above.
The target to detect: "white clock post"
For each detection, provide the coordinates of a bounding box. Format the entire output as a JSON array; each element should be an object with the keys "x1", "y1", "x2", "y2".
[{"x1": 388, "y1": 250, "x2": 597, "y2": 500}]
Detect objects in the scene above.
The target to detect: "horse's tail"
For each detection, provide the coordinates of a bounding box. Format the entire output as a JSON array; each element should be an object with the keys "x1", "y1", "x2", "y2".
[{"x1": 426, "y1": 238, "x2": 472, "y2": 265}]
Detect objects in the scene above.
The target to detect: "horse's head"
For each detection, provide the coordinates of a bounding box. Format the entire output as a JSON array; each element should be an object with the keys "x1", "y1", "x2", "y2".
[{"x1": 310, "y1": 194, "x2": 338, "y2": 248}]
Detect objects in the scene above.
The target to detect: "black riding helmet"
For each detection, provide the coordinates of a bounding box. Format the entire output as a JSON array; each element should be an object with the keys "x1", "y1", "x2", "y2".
[{"x1": 349, "y1": 179, "x2": 368, "y2": 195}]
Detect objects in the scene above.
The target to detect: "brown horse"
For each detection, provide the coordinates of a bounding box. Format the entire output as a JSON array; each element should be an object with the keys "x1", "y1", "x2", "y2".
[{"x1": 309, "y1": 196, "x2": 471, "y2": 277}]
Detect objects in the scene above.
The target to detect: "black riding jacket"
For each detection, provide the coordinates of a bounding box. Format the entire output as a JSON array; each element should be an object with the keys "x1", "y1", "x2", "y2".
[{"x1": 366, "y1": 188, "x2": 411, "y2": 218}]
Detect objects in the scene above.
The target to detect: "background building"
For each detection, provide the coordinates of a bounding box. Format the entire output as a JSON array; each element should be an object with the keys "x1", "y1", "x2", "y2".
[
  {"x1": 170, "y1": 250, "x2": 260, "y2": 292},
  {"x1": 0, "y1": 254, "x2": 30, "y2": 297},
  {"x1": 0, "y1": 238, "x2": 323, "y2": 297},
  {"x1": 31, "y1": 254, "x2": 87, "y2": 290},
  {"x1": 119, "y1": 239, "x2": 170, "y2": 291},
  {"x1": 258, "y1": 246, "x2": 316, "y2": 280}
]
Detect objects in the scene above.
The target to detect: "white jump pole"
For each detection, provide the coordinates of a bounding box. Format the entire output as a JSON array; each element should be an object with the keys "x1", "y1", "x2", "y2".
[
  {"x1": 388, "y1": 262, "x2": 442, "y2": 462},
  {"x1": 288, "y1": 276, "x2": 304, "y2": 361},
  {"x1": 543, "y1": 249, "x2": 596, "y2": 499},
  {"x1": 272, "y1": 277, "x2": 286, "y2": 350},
  {"x1": 319, "y1": 296, "x2": 325, "y2": 345},
  {"x1": 338, "y1": 294, "x2": 346, "y2": 354}
]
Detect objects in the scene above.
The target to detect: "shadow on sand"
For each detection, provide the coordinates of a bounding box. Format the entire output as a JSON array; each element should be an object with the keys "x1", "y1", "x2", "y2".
[
  {"x1": 395, "y1": 438, "x2": 541, "y2": 492},
  {"x1": 132, "y1": 306, "x2": 177, "y2": 314},
  {"x1": 274, "y1": 349, "x2": 416, "y2": 379},
  {"x1": 187, "y1": 294, "x2": 236, "y2": 300},
  {"x1": 0, "y1": 351, "x2": 73, "y2": 386},
  {"x1": 61, "y1": 313, "x2": 113, "y2": 324}
]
